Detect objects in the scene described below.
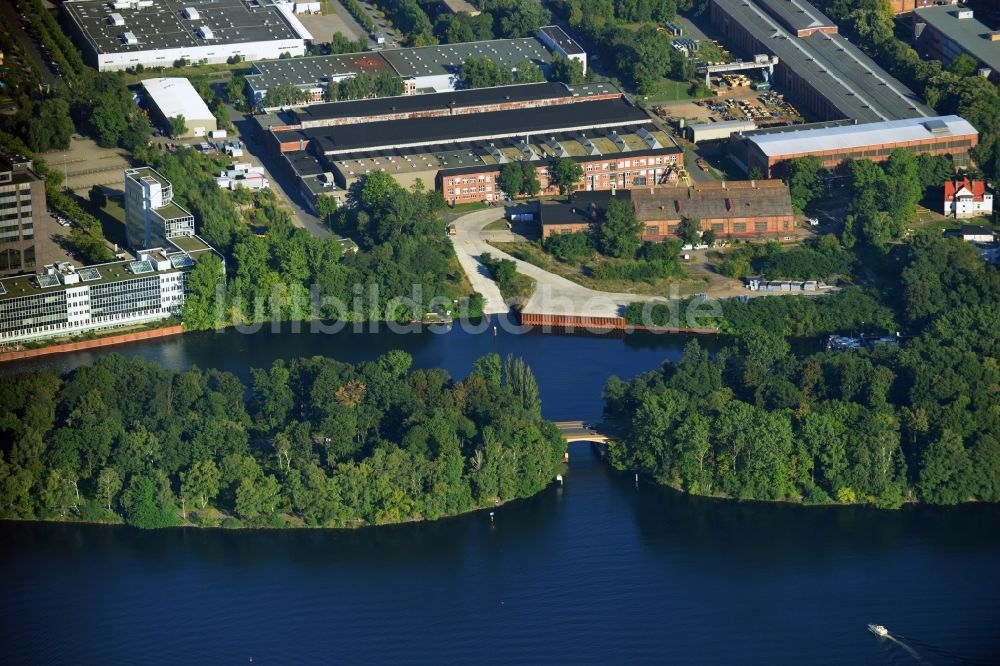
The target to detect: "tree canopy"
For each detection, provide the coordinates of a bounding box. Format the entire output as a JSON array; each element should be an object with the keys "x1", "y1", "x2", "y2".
[
  {"x1": 0, "y1": 352, "x2": 565, "y2": 528},
  {"x1": 597, "y1": 198, "x2": 644, "y2": 258}
]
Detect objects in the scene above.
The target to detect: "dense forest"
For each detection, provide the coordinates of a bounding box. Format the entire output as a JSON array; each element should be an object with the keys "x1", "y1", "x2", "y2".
[
  {"x1": 0, "y1": 352, "x2": 564, "y2": 528},
  {"x1": 608, "y1": 231, "x2": 999, "y2": 507}
]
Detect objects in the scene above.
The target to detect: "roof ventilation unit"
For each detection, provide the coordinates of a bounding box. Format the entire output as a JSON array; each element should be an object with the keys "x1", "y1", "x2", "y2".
[{"x1": 182, "y1": 7, "x2": 200, "y2": 20}]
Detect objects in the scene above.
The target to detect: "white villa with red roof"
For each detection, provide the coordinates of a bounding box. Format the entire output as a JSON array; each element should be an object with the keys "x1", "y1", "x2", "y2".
[{"x1": 944, "y1": 178, "x2": 993, "y2": 219}]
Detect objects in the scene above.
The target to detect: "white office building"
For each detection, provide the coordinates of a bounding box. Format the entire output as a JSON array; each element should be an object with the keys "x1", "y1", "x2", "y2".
[
  {"x1": 0, "y1": 242, "x2": 221, "y2": 344},
  {"x1": 125, "y1": 167, "x2": 195, "y2": 251},
  {"x1": 63, "y1": 0, "x2": 313, "y2": 72}
]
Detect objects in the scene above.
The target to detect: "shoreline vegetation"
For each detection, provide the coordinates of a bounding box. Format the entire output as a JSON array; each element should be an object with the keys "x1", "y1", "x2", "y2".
[
  {"x1": 0, "y1": 352, "x2": 566, "y2": 529},
  {"x1": 605, "y1": 233, "x2": 999, "y2": 509}
]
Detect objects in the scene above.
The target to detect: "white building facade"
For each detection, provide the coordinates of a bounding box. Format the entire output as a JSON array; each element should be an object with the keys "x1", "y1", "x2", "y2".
[
  {"x1": 945, "y1": 179, "x2": 993, "y2": 218},
  {"x1": 0, "y1": 256, "x2": 194, "y2": 344}
]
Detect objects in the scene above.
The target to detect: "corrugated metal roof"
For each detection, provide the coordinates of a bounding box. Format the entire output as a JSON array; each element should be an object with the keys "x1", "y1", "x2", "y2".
[
  {"x1": 748, "y1": 115, "x2": 978, "y2": 157},
  {"x1": 141, "y1": 77, "x2": 215, "y2": 122}
]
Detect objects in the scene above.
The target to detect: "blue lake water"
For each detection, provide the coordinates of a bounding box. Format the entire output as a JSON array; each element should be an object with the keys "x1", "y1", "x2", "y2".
[{"x1": 1, "y1": 323, "x2": 997, "y2": 664}]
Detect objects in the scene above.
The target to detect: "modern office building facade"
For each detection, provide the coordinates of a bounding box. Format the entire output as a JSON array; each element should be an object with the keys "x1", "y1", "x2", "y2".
[
  {"x1": 124, "y1": 167, "x2": 195, "y2": 250},
  {"x1": 0, "y1": 152, "x2": 55, "y2": 276},
  {"x1": 0, "y1": 238, "x2": 220, "y2": 344}
]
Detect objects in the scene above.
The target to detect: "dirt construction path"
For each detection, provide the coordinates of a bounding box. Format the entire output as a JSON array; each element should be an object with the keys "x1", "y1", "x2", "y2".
[{"x1": 450, "y1": 209, "x2": 668, "y2": 318}]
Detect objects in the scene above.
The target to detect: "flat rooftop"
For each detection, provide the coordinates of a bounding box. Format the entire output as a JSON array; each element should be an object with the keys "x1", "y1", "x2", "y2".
[
  {"x1": 167, "y1": 234, "x2": 213, "y2": 253},
  {"x1": 380, "y1": 38, "x2": 551, "y2": 78},
  {"x1": 284, "y1": 150, "x2": 328, "y2": 178},
  {"x1": 299, "y1": 98, "x2": 651, "y2": 154},
  {"x1": 246, "y1": 52, "x2": 395, "y2": 92},
  {"x1": 747, "y1": 115, "x2": 979, "y2": 157},
  {"x1": 0, "y1": 258, "x2": 178, "y2": 302},
  {"x1": 915, "y1": 5, "x2": 1000, "y2": 74},
  {"x1": 155, "y1": 201, "x2": 192, "y2": 220},
  {"x1": 141, "y1": 77, "x2": 214, "y2": 121},
  {"x1": 296, "y1": 82, "x2": 590, "y2": 122},
  {"x1": 126, "y1": 166, "x2": 169, "y2": 188},
  {"x1": 714, "y1": 0, "x2": 931, "y2": 122},
  {"x1": 63, "y1": 0, "x2": 310, "y2": 55},
  {"x1": 539, "y1": 25, "x2": 585, "y2": 55}
]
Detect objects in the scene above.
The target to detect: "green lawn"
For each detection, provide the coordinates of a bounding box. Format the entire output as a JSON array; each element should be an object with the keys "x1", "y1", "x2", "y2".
[
  {"x1": 483, "y1": 218, "x2": 509, "y2": 231},
  {"x1": 640, "y1": 78, "x2": 709, "y2": 105},
  {"x1": 490, "y1": 240, "x2": 713, "y2": 297},
  {"x1": 124, "y1": 63, "x2": 247, "y2": 85}
]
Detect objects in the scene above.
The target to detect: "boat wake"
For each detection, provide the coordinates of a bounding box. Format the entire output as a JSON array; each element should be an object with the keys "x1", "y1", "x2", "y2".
[
  {"x1": 878, "y1": 632, "x2": 991, "y2": 666},
  {"x1": 883, "y1": 634, "x2": 926, "y2": 665}
]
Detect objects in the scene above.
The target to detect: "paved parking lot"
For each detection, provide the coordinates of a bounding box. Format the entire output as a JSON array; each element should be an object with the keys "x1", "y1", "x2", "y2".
[
  {"x1": 298, "y1": 3, "x2": 370, "y2": 46},
  {"x1": 50, "y1": 136, "x2": 133, "y2": 196}
]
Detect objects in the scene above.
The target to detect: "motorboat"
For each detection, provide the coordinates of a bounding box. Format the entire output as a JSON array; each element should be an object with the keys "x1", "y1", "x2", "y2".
[{"x1": 868, "y1": 624, "x2": 889, "y2": 637}]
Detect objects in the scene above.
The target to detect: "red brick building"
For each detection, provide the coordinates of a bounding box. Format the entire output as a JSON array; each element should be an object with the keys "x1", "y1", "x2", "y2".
[
  {"x1": 437, "y1": 149, "x2": 682, "y2": 206},
  {"x1": 539, "y1": 180, "x2": 795, "y2": 240},
  {"x1": 736, "y1": 115, "x2": 979, "y2": 176}
]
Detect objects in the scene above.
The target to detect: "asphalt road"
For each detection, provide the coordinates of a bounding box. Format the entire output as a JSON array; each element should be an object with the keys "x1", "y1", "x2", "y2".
[
  {"x1": 2, "y1": 2, "x2": 56, "y2": 85},
  {"x1": 230, "y1": 108, "x2": 331, "y2": 238}
]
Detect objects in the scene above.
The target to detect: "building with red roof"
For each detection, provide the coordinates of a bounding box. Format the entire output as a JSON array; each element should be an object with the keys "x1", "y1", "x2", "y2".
[{"x1": 944, "y1": 178, "x2": 993, "y2": 218}]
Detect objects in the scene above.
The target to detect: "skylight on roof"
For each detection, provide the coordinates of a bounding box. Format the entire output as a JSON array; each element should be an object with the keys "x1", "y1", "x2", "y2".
[
  {"x1": 129, "y1": 260, "x2": 154, "y2": 274},
  {"x1": 78, "y1": 267, "x2": 102, "y2": 281},
  {"x1": 36, "y1": 274, "x2": 60, "y2": 288},
  {"x1": 169, "y1": 254, "x2": 195, "y2": 269}
]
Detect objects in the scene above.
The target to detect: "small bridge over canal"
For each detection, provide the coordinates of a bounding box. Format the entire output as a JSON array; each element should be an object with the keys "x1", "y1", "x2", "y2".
[{"x1": 554, "y1": 421, "x2": 618, "y2": 444}]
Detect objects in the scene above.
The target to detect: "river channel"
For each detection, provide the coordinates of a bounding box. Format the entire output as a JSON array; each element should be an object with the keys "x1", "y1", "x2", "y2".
[{"x1": 1, "y1": 322, "x2": 997, "y2": 664}]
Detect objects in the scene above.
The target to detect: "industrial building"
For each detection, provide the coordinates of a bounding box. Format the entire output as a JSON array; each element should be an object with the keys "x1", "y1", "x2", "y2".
[
  {"x1": 125, "y1": 167, "x2": 196, "y2": 251},
  {"x1": 0, "y1": 152, "x2": 55, "y2": 276},
  {"x1": 140, "y1": 77, "x2": 217, "y2": 138},
  {"x1": 266, "y1": 86, "x2": 681, "y2": 208},
  {"x1": 244, "y1": 33, "x2": 577, "y2": 105},
  {"x1": 291, "y1": 81, "x2": 619, "y2": 129},
  {"x1": 245, "y1": 52, "x2": 397, "y2": 105},
  {"x1": 709, "y1": 0, "x2": 931, "y2": 123},
  {"x1": 538, "y1": 25, "x2": 587, "y2": 74},
  {"x1": 538, "y1": 180, "x2": 795, "y2": 240},
  {"x1": 0, "y1": 239, "x2": 221, "y2": 344},
  {"x1": 734, "y1": 115, "x2": 979, "y2": 176},
  {"x1": 63, "y1": 0, "x2": 312, "y2": 72},
  {"x1": 912, "y1": 5, "x2": 1000, "y2": 83},
  {"x1": 687, "y1": 119, "x2": 757, "y2": 143}
]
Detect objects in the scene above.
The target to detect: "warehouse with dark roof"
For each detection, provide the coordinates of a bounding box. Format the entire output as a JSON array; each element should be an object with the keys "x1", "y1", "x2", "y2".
[
  {"x1": 710, "y1": 0, "x2": 931, "y2": 123},
  {"x1": 271, "y1": 92, "x2": 682, "y2": 209}
]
